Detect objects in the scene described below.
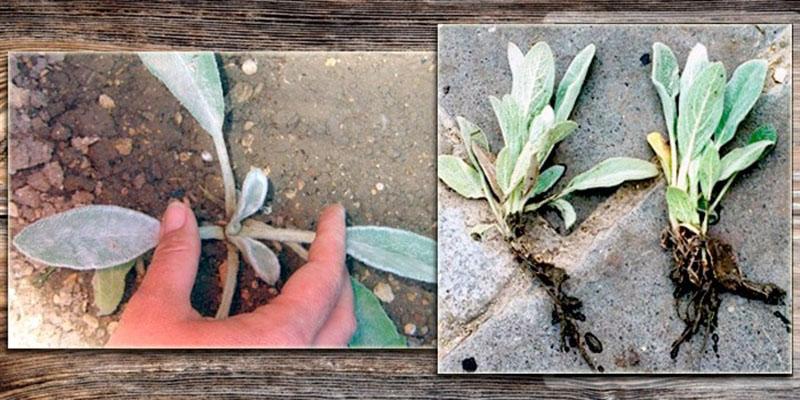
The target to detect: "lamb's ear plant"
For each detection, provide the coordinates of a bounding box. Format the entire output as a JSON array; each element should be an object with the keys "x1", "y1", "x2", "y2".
[
  {"x1": 439, "y1": 42, "x2": 658, "y2": 369},
  {"x1": 648, "y1": 42, "x2": 786, "y2": 358},
  {"x1": 13, "y1": 52, "x2": 436, "y2": 348}
]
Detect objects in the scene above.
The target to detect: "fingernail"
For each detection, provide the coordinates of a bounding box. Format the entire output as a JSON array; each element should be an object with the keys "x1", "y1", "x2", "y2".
[{"x1": 162, "y1": 200, "x2": 187, "y2": 235}]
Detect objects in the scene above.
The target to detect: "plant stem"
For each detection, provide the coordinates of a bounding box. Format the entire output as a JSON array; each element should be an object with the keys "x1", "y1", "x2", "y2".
[
  {"x1": 199, "y1": 225, "x2": 224, "y2": 240},
  {"x1": 702, "y1": 174, "x2": 735, "y2": 235},
  {"x1": 241, "y1": 220, "x2": 316, "y2": 243},
  {"x1": 212, "y1": 134, "x2": 237, "y2": 218},
  {"x1": 215, "y1": 243, "x2": 240, "y2": 319}
]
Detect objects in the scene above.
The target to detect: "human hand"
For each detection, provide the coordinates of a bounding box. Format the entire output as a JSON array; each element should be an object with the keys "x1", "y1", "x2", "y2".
[{"x1": 106, "y1": 201, "x2": 355, "y2": 348}]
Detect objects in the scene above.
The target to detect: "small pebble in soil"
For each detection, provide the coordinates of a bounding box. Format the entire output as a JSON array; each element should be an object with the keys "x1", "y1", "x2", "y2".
[
  {"x1": 773, "y1": 67, "x2": 787, "y2": 83},
  {"x1": 372, "y1": 282, "x2": 395, "y2": 303},
  {"x1": 375, "y1": 182, "x2": 385, "y2": 191},
  {"x1": 461, "y1": 357, "x2": 478, "y2": 372},
  {"x1": 98, "y1": 94, "x2": 115, "y2": 109},
  {"x1": 201, "y1": 151, "x2": 214, "y2": 162},
  {"x1": 244, "y1": 120, "x2": 255, "y2": 131},
  {"x1": 174, "y1": 111, "x2": 183, "y2": 125},
  {"x1": 242, "y1": 59, "x2": 257, "y2": 75},
  {"x1": 404, "y1": 323, "x2": 417, "y2": 336},
  {"x1": 114, "y1": 138, "x2": 133, "y2": 156}
]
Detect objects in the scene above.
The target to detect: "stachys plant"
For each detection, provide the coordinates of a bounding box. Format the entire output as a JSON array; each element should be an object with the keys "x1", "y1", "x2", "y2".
[{"x1": 13, "y1": 53, "x2": 435, "y2": 347}]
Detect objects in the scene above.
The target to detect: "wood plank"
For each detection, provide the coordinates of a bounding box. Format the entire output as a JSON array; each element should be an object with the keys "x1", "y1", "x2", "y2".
[{"x1": 0, "y1": 2, "x2": 798, "y2": 398}]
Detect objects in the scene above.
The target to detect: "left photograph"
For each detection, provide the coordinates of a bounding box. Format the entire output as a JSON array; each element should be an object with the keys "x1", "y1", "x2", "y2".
[{"x1": 8, "y1": 52, "x2": 436, "y2": 348}]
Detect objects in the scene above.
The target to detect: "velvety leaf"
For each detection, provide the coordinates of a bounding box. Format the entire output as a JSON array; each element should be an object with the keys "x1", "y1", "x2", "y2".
[
  {"x1": 13, "y1": 205, "x2": 160, "y2": 270},
  {"x1": 561, "y1": 157, "x2": 658, "y2": 195},
  {"x1": 651, "y1": 43, "x2": 680, "y2": 138},
  {"x1": 646, "y1": 132, "x2": 672, "y2": 183},
  {"x1": 676, "y1": 62, "x2": 726, "y2": 161},
  {"x1": 438, "y1": 155, "x2": 484, "y2": 199},
  {"x1": 747, "y1": 125, "x2": 778, "y2": 162},
  {"x1": 138, "y1": 52, "x2": 225, "y2": 139},
  {"x1": 456, "y1": 116, "x2": 489, "y2": 165},
  {"x1": 509, "y1": 140, "x2": 538, "y2": 192},
  {"x1": 528, "y1": 105, "x2": 555, "y2": 143},
  {"x1": 534, "y1": 120, "x2": 578, "y2": 167},
  {"x1": 490, "y1": 95, "x2": 525, "y2": 153},
  {"x1": 550, "y1": 199, "x2": 576, "y2": 230},
  {"x1": 348, "y1": 278, "x2": 406, "y2": 348},
  {"x1": 495, "y1": 146, "x2": 513, "y2": 194},
  {"x1": 666, "y1": 186, "x2": 699, "y2": 225},
  {"x1": 92, "y1": 260, "x2": 135, "y2": 316},
  {"x1": 554, "y1": 43, "x2": 595, "y2": 122},
  {"x1": 530, "y1": 165, "x2": 565, "y2": 198},
  {"x1": 718, "y1": 140, "x2": 774, "y2": 182},
  {"x1": 509, "y1": 41, "x2": 555, "y2": 120},
  {"x1": 471, "y1": 142, "x2": 503, "y2": 199},
  {"x1": 697, "y1": 144, "x2": 721, "y2": 200},
  {"x1": 346, "y1": 226, "x2": 435, "y2": 283},
  {"x1": 679, "y1": 43, "x2": 709, "y2": 98},
  {"x1": 231, "y1": 236, "x2": 281, "y2": 285},
  {"x1": 232, "y1": 167, "x2": 269, "y2": 226},
  {"x1": 715, "y1": 59, "x2": 768, "y2": 148}
]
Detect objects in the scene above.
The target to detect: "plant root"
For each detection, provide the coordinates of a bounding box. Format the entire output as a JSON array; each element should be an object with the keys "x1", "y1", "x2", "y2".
[
  {"x1": 661, "y1": 226, "x2": 787, "y2": 359},
  {"x1": 510, "y1": 235, "x2": 602, "y2": 371}
]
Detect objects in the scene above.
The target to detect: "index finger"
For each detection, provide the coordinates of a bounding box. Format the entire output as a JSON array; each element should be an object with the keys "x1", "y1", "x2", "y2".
[{"x1": 264, "y1": 204, "x2": 347, "y2": 340}]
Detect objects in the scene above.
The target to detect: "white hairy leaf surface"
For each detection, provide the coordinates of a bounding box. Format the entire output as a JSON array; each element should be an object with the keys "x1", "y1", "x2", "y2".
[
  {"x1": 138, "y1": 52, "x2": 225, "y2": 139},
  {"x1": 554, "y1": 43, "x2": 595, "y2": 122},
  {"x1": 232, "y1": 236, "x2": 281, "y2": 285},
  {"x1": 715, "y1": 59, "x2": 768, "y2": 148},
  {"x1": 232, "y1": 167, "x2": 269, "y2": 224},
  {"x1": 13, "y1": 205, "x2": 160, "y2": 270},
  {"x1": 346, "y1": 226, "x2": 435, "y2": 283},
  {"x1": 562, "y1": 157, "x2": 659, "y2": 195}
]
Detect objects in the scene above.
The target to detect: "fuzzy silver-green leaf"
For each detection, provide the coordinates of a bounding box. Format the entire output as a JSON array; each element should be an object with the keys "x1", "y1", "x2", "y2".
[
  {"x1": 666, "y1": 186, "x2": 699, "y2": 225},
  {"x1": 232, "y1": 167, "x2": 269, "y2": 226},
  {"x1": 561, "y1": 157, "x2": 659, "y2": 195},
  {"x1": 13, "y1": 205, "x2": 160, "y2": 270},
  {"x1": 554, "y1": 43, "x2": 595, "y2": 122},
  {"x1": 679, "y1": 43, "x2": 709, "y2": 98},
  {"x1": 138, "y1": 52, "x2": 225, "y2": 139},
  {"x1": 530, "y1": 165, "x2": 565, "y2": 198},
  {"x1": 714, "y1": 59, "x2": 768, "y2": 148},
  {"x1": 651, "y1": 43, "x2": 680, "y2": 138},
  {"x1": 346, "y1": 226, "x2": 435, "y2": 283},
  {"x1": 92, "y1": 260, "x2": 135, "y2": 316},
  {"x1": 534, "y1": 120, "x2": 578, "y2": 167},
  {"x1": 509, "y1": 42, "x2": 555, "y2": 120},
  {"x1": 697, "y1": 144, "x2": 721, "y2": 200},
  {"x1": 438, "y1": 155, "x2": 484, "y2": 199},
  {"x1": 676, "y1": 62, "x2": 726, "y2": 161},
  {"x1": 550, "y1": 198, "x2": 577, "y2": 230},
  {"x1": 231, "y1": 236, "x2": 280, "y2": 285},
  {"x1": 718, "y1": 140, "x2": 774, "y2": 182}
]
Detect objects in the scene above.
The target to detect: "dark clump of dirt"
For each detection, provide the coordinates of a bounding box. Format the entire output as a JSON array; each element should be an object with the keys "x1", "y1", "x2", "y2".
[
  {"x1": 509, "y1": 229, "x2": 601, "y2": 371},
  {"x1": 461, "y1": 356, "x2": 478, "y2": 372},
  {"x1": 661, "y1": 226, "x2": 787, "y2": 359}
]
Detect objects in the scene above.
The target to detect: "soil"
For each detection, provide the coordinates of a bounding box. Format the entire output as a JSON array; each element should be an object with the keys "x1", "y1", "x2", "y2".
[
  {"x1": 661, "y1": 226, "x2": 787, "y2": 359},
  {"x1": 8, "y1": 52, "x2": 436, "y2": 347}
]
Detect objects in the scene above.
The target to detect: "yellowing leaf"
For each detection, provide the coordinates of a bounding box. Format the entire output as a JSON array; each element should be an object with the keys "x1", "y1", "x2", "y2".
[{"x1": 646, "y1": 131, "x2": 671, "y2": 183}]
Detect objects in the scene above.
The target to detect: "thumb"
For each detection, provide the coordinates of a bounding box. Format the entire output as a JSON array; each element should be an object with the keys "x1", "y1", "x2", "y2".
[{"x1": 137, "y1": 200, "x2": 201, "y2": 308}]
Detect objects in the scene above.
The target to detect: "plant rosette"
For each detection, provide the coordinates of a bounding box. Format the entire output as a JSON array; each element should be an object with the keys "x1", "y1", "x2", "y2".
[
  {"x1": 439, "y1": 42, "x2": 658, "y2": 369},
  {"x1": 648, "y1": 42, "x2": 786, "y2": 358},
  {"x1": 13, "y1": 53, "x2": 436, "y2": 348}
]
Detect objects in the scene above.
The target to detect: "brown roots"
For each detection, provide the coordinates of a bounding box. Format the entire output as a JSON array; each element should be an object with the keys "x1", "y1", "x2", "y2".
[
  {"x1": 661, "y1": 227, "x2": 786, "y2": 359},
  {"x1": 510, "y1": 235, "x2": 602, "y2": 371}
]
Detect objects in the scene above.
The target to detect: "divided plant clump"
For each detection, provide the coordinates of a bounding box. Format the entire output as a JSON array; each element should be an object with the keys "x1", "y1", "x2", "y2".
[
  {"x1": 439, "y1": 42, "x2": 658, "y2": 369},
  {"x1": 12, "y1": 53, "x2": 436, "y2": 348},
  {"x1": 648, "y1": 42, "x2": 787, "y2": 358}
]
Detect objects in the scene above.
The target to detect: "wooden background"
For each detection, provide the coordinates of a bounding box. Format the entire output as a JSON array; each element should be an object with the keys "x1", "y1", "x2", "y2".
[{"x1": 0, "y1": 2, "x2": 798, "y2": 398}]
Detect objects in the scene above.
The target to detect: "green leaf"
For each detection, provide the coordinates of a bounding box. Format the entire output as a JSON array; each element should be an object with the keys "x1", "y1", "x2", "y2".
[
  {"x1": 651, "y1": 43, "x2": 680, "y2": 138},
  {"x1": 528, "y1": 105, "x2": 555, "y2": 143},
  {"x1": 718, "y1": 140, "x2": 774, "y2": 182},
  {"x1": 714, "y1": 59, "x2": 768, "y2": 148},
  {"x1": 508, "y1": 140, "x2": 538, "y2": 192},
  {"x1": 679, "y1": 43, "x2": 709, "y2": 97},
  {"x1": 666, "y1": 186, "x2": 700, "y2": 225},
  {"x1": 230, "y1": 236, "x2": 280, "y2": 285},
  {"x1": 554, "y1": 43, "x2": 595, "y2": 122},
  {"x1": 348, "y1": 278, "x2": 407, "y2": 348},
  {"x1": 534, "y1": 120, "x2": 578, "y2": 167},
  {"x1": 676, "y1": 62, "x2": 726, "y2": 161},
  {"x1": 438, "y1": 155, "x2": 484, "y2": 199},
  {"x1": 697, "y1": 144, "x2": 721, "y2": 200},
  {"x1": 490, "y1": 95, "x2": 526, "y2": 153},
  {"x1": 92, "y1": 260, "x2": 135, "y2": 316},
  {"x1": 231, "y1": 167, "x2": 269, "y2": 227},
  {"x1": 495, "y1": 146, "x2": 513, "y2": 194},
  {"x1": 345, "y1": 226, "x2": 436, "y2": 283},
  {"x1": 549, "y1": 199, "x2": 576, "y2": 230},
  {"x1": 530, "y1": 165, "x2": 565, "y2": 198},
  {"x1": 509, "y1": 41, "x2": 555, "y2": 120},
  {"x1": 13, "y1": 205, "x2": 160, "y2": 270},
  {"x1": 748, "y1": 124, "x2": 777, "y2": 144},
  {"x1": 561, "y1": 157, "x2": 659, "y2": 195},
  {"x1": 138, "y1": 52, "x2": 225, "y2": 139}
]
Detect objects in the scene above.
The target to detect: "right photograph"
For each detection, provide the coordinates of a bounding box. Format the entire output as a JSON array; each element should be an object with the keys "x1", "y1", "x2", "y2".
[{"x1": 437, "y1": 24, "x2": 791, "y2": 373}]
